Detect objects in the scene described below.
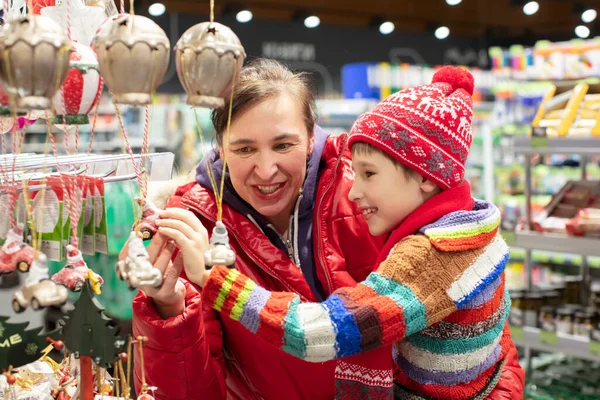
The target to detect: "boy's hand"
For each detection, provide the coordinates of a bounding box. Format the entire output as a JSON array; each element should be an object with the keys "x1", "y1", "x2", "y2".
[{"x1": 155, "y1": 208, "x2": 211, "y2": 287}]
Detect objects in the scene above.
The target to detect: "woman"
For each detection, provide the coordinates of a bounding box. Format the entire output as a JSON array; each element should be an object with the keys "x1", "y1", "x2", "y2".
[{"x1": 131, "y1": 59, "x2": 524, "y2": 399}]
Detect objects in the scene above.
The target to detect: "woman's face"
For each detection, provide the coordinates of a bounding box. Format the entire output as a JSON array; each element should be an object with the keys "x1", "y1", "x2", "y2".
[{"x1": 223, "y1": 93, "x2": 314, "y2": 229}]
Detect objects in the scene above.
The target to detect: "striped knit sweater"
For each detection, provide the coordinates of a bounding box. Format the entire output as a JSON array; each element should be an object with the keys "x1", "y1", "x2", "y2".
[{"x1": 202, "y1": 200, "x2": 512, "y2": 399}]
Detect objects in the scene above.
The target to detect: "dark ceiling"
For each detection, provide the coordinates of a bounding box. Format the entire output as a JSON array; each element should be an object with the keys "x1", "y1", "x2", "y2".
[{"x1": 134, "y1": 0, "x2": 600, "y2": 39}]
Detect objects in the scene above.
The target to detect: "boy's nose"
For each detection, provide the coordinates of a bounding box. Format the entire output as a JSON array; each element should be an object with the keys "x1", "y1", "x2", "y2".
[{"x1": 348, "y1": 182, "x2": 361, "y2": 202}]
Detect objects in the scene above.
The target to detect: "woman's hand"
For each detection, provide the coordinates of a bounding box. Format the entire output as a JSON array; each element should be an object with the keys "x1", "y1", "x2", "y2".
[
  {"x1": 155, "y1": 208, "x2": 211, "y2": 287},
  {"x1": 119, "y1": 232, "x2": 187, "y2": 319}
]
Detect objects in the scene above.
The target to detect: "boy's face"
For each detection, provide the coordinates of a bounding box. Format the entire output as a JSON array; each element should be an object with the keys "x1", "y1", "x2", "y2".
[{"x1": 348, "y1": 150, "x2": 433, "y2": 236}]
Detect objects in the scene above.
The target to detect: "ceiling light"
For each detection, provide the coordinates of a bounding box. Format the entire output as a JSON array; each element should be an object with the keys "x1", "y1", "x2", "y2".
[
  {"x1": 148, "y1": 2, "x2": 166, "y2": 16},
  {"x1": 575, "y1": 25, "x2": 591, "y2": 38},
  {"x1": 446, "y1": 0, "x2": 462, "y2": 5},
  {"x1": 523, "y1": 1, "x2": 539, "y2": 16},
  {"x1": 379, "y1": 21, "x2": 395, "y2": 34},
  {"x1": 304, "y1": 15, "x2": 320, "y2": 28},
  {"x1": 582, "y1": 9, "x2": 597, "y2": 23},
  {"x1": 236, "y1": 10, "x2": 253, "y2": 23},
  {"x1": 435, "y1": 26, "x2": 450, "y2": 39}
]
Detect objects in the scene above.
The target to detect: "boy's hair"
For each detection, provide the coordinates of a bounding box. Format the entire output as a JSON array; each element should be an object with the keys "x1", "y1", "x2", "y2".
[{"x1": 351, "y1": 142, "x2": 418, "y2": 179}]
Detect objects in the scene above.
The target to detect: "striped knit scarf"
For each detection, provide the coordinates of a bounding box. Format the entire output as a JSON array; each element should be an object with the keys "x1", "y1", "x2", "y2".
[{"x1": 202, "y1": 198, "x2": 511, "y2": 400}]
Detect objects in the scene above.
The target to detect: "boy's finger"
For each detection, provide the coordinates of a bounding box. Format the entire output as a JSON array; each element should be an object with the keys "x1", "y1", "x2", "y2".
[{"x1": 153, "y1": 242, "x2": 176, "y2": 274}]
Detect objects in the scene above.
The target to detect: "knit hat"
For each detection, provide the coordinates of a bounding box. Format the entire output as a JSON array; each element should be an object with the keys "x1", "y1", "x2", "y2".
[{"x1": 348, "y1": 66, "x2": 474, "y2": 189}]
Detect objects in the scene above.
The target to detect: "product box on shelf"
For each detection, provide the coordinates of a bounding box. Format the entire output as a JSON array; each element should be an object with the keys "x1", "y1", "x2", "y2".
[{"x1": 532, "y1": 180, "x2": 600, "y2": 234}]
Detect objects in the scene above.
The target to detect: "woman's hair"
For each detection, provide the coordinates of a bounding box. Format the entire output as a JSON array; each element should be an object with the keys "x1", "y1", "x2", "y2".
[{"x1": 211, "y1": 58, "x2": 317, "y2": 145}]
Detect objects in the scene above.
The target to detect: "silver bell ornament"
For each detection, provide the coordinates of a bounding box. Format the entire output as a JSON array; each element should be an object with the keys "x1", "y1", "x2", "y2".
[
  {"x1": 175, "y1": 22, "x2": 246, "y2": 109},
  {"x1": 92, "y1": 14, "x2": 170, "y2": 105},
  {"x1": 0, "y1": 15, "x2": 70, "y2": 111}
]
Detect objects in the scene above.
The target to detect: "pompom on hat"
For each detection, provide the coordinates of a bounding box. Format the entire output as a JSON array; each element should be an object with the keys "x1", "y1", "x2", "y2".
[{"x1": 348, "y1": 66, "x2": 474, "y2": 189}]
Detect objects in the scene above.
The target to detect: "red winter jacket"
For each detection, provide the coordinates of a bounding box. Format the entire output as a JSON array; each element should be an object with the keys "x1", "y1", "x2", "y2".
[{"x1": 132, "y1": 133, "x2": 525, "y2": 399}]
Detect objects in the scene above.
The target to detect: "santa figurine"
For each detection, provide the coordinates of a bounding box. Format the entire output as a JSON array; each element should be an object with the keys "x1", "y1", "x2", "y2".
[
  {"x1": 135, "y1": 197, "x2": 160, "y2": 241},
  {"x1": 0, "y1": 223, "x2": 34, "y2": 274},
  {"x1": 51, "y1": 245, "x2": 104, "y2": 292}
]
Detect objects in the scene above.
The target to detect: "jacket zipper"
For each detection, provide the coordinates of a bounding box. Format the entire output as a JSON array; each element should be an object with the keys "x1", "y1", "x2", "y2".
[
  {"x1": 314, "y1": 134, "x2": 348, "y2": 294},
  {"x1": 181, "y1": 198, "x2": 307, "y2": 299}
]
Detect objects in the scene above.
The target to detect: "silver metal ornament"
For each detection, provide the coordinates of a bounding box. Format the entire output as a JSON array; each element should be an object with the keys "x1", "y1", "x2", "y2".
[
  {"x1": 92, "y1": 14, "x2": 170, "y2": 105},
  {"x1": 175, "y1": 22, "x2": 246, "y2": 109},
  {"x1": 0, "y1": 15, "x2": 70, "y2": 111}
]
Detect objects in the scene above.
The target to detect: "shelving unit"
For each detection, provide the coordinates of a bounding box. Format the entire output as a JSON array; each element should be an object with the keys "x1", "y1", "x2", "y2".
[
  {"x1": 514, "y1": 136, "x2": 600, "y2": 371},
  {"x1": 511, "y1": 326, "x2": 600, "y2": 363}
]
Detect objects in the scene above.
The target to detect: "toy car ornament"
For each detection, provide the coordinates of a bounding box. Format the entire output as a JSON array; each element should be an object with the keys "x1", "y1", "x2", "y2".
[
  {"x1": 12, "y1": 252, "x2": 68, "y2": 313},
  {"x1": 135, "y1": 197, "x2": 160, "y2": 241},
  {"x1": 116, "y1": 231, "x2": 163, "y2": 289},
  {"x1": 0, "y1": 223, "x2": 34, "y2": 274},
  {"x1": 51, "y1": 245, "x2": 104, "y2": 292},
  {"x1": 204, "y1": 221, "x2": 235, "y2": 269}
]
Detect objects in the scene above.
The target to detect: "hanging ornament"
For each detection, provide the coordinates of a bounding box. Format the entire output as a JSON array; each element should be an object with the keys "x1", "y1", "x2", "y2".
[
  {"x1": 0, "y1": 223, "x2": 33, "y2": 274},
  {"x1": 40, "y1": 0, "x2": 110, "y2": 46},
  {"x1": 12, "y1": 252, "x2": 69, "y2": 313},
  {"x1": 92, "y1": 14, "x2": 170, "y2": 105},
  {"x1": 116, "y1": 231, "x2": 162, "y2": 289},
  {"x1": 175, "y1": 22, "x2": 246, "y2": 109},
  {"x1": 31, "y1": 0, "x2": 56, "y2": 15},
  {"x1": 204, "y1": 221, "x2": 236, "y2": 269},
  {"x1": 53, "y1": 41, "x2": 103, "y2": 126},
  {"x1": 135, "y1": 197, "x2": 160, "y2": 240},
  {"x1": 51, "y1": 245, "x2": 104, "y2": 292},
  {"x1": 0, "y1": 15, "x2": 71, "y2": 111}
]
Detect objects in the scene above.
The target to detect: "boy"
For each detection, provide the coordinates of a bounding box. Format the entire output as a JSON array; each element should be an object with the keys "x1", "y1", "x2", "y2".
[{"x1": 197, "y1": 66, "x2": 520, "y2": 399}]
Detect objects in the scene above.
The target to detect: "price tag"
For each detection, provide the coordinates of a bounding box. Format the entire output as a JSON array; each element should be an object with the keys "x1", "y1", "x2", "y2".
[
  {"x1": 510, "y1": 325, "x2": 524, "y2": 340},
  {"x1": 539, "y1": 330, "x2": 558, "y2": 345}
]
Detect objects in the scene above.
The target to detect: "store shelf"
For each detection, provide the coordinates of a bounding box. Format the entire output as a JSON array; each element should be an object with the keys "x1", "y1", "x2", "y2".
[
  {"x1": 512, "y1": 326, "x2": 600, "y2": 362},
  {"x1": 515, "y1": 231, "x2": 600, "y2": 257},
  {"x1": 513, "y1": 136, "x2": 600, "y2": 155}
]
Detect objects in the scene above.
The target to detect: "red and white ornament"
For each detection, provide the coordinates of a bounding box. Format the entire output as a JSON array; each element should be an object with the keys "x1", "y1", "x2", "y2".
[{"x1": 53, "y1": 41, "x2": 103, "y2": 126}]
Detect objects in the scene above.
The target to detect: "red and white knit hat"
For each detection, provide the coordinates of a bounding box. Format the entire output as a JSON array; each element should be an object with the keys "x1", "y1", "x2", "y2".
[{"x1": 348, "y1": 66, "x2": 474, "y2": 189}]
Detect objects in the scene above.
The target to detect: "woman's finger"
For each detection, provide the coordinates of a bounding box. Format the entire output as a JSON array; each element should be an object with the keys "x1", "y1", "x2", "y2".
[
  {"x1": 146, "y1": 231, "x2": 167, "y2": 264},
  {"x1": 160, "y1": 208, "x2": 208, "y2": 235},
  {"x1": 155, "y1": 218, "x2": 197, "y2": 241},
  {"x1": 158, "y1": 226, "x2": 191, "y2": 250}
]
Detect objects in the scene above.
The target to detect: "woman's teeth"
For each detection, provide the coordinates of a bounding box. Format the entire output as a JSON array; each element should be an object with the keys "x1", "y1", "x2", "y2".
[{"x1": 257, "y1": 184, "x2": 282, "y2": 194}]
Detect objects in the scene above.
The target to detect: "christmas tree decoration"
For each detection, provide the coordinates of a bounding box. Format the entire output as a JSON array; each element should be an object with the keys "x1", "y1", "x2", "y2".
[
  {"x1": 51, "y1": 245, "x2": 104, "y2": 292},
  {"x1": 0, "y1": 15, "x2": 71, "y2": 111},
  {"x1": 175, "y1": 22, "x2": 246, "y2": 109},
  {"x1": 135, "y1": 197, "x2": 160, "y2": 240},
  {"x1": 0, "y1": 315, "x2": 61, "y2": 370},
  {"x1": 52, "y1": 41, "x2": 103, "y2": 126},
  {"x1": 204, "y1": 221, "x2": 236, "y2": 269},
  {"x1": 59, "y1": 279, "x2": 126, "y2": 368},
  {"x1": 115, "y1": 231, "x2": 162, "y2": 289},
  {"x1": 0, "y1": 223, "x2": 34, "y2": 274},
  {"x1": 92, "y1": 14, "x2": 170, "y2": 105},
  {"x1": 12, "y1": 252, "x2": 69, "y2": 313},
  {"x1": 40, "y1": 0, "x2": 109, "y2": 46}
]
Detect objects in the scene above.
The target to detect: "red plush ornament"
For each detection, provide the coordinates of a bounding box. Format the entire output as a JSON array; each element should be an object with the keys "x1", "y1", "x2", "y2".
[
  {"x1": 6, "y1": 374, "x2": 16, "y2": 385},
  {"x1": 432, "y1": 66, "x2": 475, "y2": 96}
]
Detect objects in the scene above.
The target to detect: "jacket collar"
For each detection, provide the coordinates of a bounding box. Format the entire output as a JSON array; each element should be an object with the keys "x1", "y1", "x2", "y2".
[{"x1": 376, "y1": 181, "x2": 474, "y2": 264}]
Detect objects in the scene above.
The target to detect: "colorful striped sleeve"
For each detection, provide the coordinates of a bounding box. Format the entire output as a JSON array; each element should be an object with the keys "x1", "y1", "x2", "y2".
[{"x1": 201, "y1": 234, "x2": 508, "y2": 363}]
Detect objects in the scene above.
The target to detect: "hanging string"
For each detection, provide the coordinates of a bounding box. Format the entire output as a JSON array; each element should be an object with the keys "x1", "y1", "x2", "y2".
[
  {"x1": 129, "y1": 0, "x2": 133, "y2": 15},
  {"x1": 112, "y1": 102, "x2": 144, "y2": 194},
  {"x1": 65, "y1": 0, "x2": 71, "y2": 41},
  {"x1": 209, "y1": 0, "x2": 214, "y2": 23},
  {"x1": 0, "y1": 133, "x2": 16, "y2": 229},
  {"x1": 119, "y1": 0, "x2": 124, "y2": 14},
  {"x1": 141, "y1": 105, "x2": 150, "y2": 199},
  {"x1": 3, "y1": 0, "x2": 8, "y2": 22},
  {"x1": 217, "y1": 58, "x2": 237, "y2": 221}
]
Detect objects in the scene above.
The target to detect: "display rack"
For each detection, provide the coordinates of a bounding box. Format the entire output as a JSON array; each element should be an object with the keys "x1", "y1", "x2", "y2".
[
  {"x1": 514, "y1": 136, "x2": 599, "y2": 370},
  {"x1": 512, "y1": 326, "x2": 600, "y2": 363}
]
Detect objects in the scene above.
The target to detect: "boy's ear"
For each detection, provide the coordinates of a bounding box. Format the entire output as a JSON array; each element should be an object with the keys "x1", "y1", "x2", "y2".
[{"x1": 420, "y1": 177, "x2": 438, "y2": 194}]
